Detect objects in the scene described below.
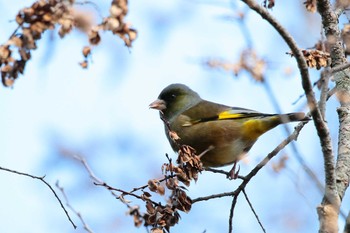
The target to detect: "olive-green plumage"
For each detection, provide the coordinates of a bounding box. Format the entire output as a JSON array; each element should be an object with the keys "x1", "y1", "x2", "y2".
[{"x1": 150, "y1": 83, "x2": 309, "y2": 167}]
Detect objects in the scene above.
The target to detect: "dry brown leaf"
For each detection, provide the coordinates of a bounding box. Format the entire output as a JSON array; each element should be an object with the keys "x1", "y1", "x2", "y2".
[
  {"x1": 157, "y1": 185, "x2": 165, "y2": 196},
  {"x1": 148, "y1": 179, "x2": 159, "y2": 193}
]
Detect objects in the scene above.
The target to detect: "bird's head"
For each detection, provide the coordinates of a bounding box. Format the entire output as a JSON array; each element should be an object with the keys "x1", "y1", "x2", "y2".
[{"x1": 149, "y1": 83, "x2": 201, "y2": 121}]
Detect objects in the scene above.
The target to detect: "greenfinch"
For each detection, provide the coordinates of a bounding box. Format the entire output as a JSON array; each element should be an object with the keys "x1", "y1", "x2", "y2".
[{"x1": 150, "y1": 83, "x2": 309, "y2": 168}]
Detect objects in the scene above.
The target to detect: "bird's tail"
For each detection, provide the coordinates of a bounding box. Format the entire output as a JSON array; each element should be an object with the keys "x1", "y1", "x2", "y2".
[
  {"x1": 276, "y1": 112, "x2": 310, "y2": 124},
  {"x1": 241, "y1": 112, "x2": 310, "y2": 140}
]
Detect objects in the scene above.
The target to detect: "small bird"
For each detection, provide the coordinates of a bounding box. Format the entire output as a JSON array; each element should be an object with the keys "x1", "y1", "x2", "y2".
[{"x1": 149, "y1": 83, "x2": 308, "y2": 172}]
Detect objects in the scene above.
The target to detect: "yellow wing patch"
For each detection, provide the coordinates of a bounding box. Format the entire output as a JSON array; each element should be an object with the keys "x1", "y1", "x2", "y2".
[
  {"x1": 182, "y1": 111, "x2": 245, "y2": 126},
  {"x1": 218, "y1": 111, "x2": 244, "y2": 120}
]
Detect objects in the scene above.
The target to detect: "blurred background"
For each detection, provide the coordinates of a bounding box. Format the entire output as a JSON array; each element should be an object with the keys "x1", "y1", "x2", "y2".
[{"x1": 0, "y1": 1, "x2": 345, "y2": 232}]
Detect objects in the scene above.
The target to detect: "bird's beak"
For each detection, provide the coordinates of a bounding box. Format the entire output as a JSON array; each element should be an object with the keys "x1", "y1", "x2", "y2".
[{"x1": 149, "y1": 99, "x2": 166, "y2": 110}]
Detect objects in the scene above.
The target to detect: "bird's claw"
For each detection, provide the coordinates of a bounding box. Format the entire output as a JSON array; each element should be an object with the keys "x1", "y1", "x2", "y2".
[{"x1": 227, "y1": 162, "x2": 240, "y2": 180}]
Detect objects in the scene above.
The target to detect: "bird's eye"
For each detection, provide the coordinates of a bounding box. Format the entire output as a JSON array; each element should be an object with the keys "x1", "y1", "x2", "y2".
[{"x1": 171, "y1": 94, "x2": 176, "y2": 99}]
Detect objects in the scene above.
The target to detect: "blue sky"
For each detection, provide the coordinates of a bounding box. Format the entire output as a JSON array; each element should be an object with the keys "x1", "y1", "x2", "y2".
[{"x1": 0, "y1": 1, "x2": 346, "y2": 233}]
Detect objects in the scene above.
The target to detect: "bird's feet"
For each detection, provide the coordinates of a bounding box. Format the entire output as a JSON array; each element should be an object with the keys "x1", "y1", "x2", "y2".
[{"x1": 227, "y1": 162, "x2": 240, "y2": 180}]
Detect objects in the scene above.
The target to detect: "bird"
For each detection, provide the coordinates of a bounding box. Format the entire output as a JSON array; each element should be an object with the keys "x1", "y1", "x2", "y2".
[{"x1": 149, "y1": 83, "x2": 309, "y2": 174}]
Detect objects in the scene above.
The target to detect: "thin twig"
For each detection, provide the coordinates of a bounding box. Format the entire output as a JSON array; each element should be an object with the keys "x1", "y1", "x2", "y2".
[
  {"x1": 70, "y1": 154, "x2": 164, "y2": 207},
  {"x1": 204, "y1": 167, "x2": 245, "y2": 179},
  {"x1": 242, "y1": 189, "x2": 266, "y2": 233},
  {"x1": 71, "y1": 154, "x2": 103, "y2": 184},
  {"x1": 56, "y1": 181, "x2": 94, "y2": 233},
  {"x1": 0, "y1": 166, "x2": 76, "y2": 229},
  {"x1": 192, "y1": 190, "x2": 239, "y2": 203}
]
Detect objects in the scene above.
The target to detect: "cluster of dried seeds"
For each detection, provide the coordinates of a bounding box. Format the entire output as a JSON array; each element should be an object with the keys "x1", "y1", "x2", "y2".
[
  {"x1": 0, "y1": 0, "x2": 137, "y2": 87},
  {"x1": 124, "y1": 132, "x2": 202, "y2": 233},
  {"x1": 287, "y1": 49, "x2": 330, "y2": 70}
]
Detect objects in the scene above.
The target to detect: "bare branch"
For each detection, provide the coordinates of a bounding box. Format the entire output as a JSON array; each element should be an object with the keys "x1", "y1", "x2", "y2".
[
  {"x1": 318, "y1": 71, "x2": 330, "y2": 119},
  {"x1": 205, "y1": 167, "x2": 245, "y2": 179},
  {"x1": 0, "y1": 166, "x2": 76, "y2": 229},
  {"x1": 70, "y1": 154, "x2": 157, "y2": 204},
  {"x1": 71, "y1": 154, "x2": 104, "y2": 184},
  {"x1": 242, "y1": 189, "x2": 266, "y2": 233},
  {"x1": 56, "y1": 181, "x2": 94, "y2": 233},
  {"x1": 228, "y1": 192, "x2": 239, "y2": 233}
]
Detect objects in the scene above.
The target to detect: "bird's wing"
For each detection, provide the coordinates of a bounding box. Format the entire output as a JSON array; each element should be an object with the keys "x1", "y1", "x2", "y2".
[{"x1": 181, "y1": 100, "x2": 274, "y2": 126}]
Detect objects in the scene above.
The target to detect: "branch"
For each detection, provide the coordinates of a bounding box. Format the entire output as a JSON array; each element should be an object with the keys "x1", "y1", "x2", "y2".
[
  {"x1": 262, "y1": 78, "x2": 325, "y2": 194},
  {"x1": 242, "y1": 189, "x2": 266, "y2": 233},
  {"x1": 56, "y1": 181, "x2": 94, "y2": 233},
  {"x1": 318, "y1": 72, "x2": 330, "y2": 119},
  {"x1": 205, "y1": 167, "x2": 245, "y2": 179},
  {"x1": 70, "y1": 154, "x2": 169, "y2": 210},
  {"x1": 228, "y1": 191, "x2": 239, "y2": 233},
  {"x1": 0, "y1": 166, "x2": 76, "y2": 229}
]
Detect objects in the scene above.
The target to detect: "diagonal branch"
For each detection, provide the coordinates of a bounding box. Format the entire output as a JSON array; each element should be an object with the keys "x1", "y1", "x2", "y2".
[
  {"x1": 242, "y1": 189, "x2": 266, "y2": 233},
  {"x1": 56, "y1": 181, "x2": 94, "y2": 233},
  {"x1": 0, "y1": 166, "x2": 76, "y2": 229},
  {"x1": 228, "y1": 191, "x2": 239, "y2": 233}
]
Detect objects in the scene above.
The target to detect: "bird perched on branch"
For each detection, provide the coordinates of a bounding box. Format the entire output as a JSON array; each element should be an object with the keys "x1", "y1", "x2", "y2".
[{"x1": 149, "y1": 83, "x2": 309, "y2": 177}]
